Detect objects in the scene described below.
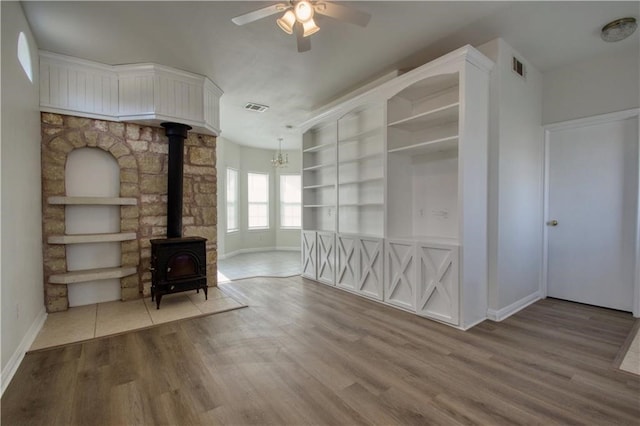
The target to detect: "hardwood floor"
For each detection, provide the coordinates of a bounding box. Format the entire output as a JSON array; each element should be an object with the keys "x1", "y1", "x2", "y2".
[{"x1": 2, "y1": 276, "x2": 639, "y2": 425}]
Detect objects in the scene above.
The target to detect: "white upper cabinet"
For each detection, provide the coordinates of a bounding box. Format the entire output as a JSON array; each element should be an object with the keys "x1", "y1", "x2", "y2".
[{"x1": 39, "y1": 52, "x2": 223, "y2": 135}]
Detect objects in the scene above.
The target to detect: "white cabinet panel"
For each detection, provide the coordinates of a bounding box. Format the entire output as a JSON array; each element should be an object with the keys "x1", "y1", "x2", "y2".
[
  {"x1": 336, "y1": 234, "x2": 358, "y2": 291},
  {"x1": 358, "y1": 236, "x2": 383, "y2": 300},
  {"x1": 40, "y1": 53, "x2": 119, "y2": 118},
  {"x1": 39, "y1": 52, "x2": 222, "y2": 136},
  {"x1": 385, "y1": 239, "x2": 416, "y2": 310},
  {"x1": 317, "y1": 232, "x2": 336, "y2": 285},
  {"x1": 118, "y1": 72, "x2": 155, "y2": 116},
  {"x1": 416, "y1": 243, "x2": 459, "y2": 325},
  {"x1": 301, "y1": 231, "x2": 317, "y2": 279}
]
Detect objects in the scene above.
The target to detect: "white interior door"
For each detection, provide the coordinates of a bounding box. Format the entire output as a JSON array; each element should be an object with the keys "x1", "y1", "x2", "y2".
[{"x1": 546, "y1": 115, "x2": 638, "y2": 311}]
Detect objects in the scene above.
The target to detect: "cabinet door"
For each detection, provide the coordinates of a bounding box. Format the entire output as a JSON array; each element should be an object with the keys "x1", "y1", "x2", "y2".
[
  {"x1": 384, "y1": 240, "x2": 416, "y2": 311},
  {"x1": 317, "y1": 232, "x2": 336, "y2": 285},
  {"x1": 416, "y1": 243, "x2": 459, "y2": 325},
  {"x1": 357, "y1": 236, "x2": 383, "y2": 300},
  {"x1": 336, "y1": 234, "x2": 358, "y2": 291},
  {"x1": 301, "y1": 231, "x2": 317, "y2": 280}
]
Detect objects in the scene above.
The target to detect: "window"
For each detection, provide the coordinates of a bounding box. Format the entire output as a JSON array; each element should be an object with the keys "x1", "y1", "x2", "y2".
[
  {"x1": 226, "y1": 168, "x2": 238, "y2": 232},
  {"x1": 248, "y1": 172, "x2": 269, "y2": 229},
  {"x1": 17, "y1": 32, "x2": 33, "y2": 82},
  {"x1": 280, "y1": 174, "x2": 301, "y2": 229}
]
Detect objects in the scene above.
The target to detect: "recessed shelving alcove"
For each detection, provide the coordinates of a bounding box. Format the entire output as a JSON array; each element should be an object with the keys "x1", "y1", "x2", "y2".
[{"x1": 47, "y1": 148, "x2": 139, "y2": 307}]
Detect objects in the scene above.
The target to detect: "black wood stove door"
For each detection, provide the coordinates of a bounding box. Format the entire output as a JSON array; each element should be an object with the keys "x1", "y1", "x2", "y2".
[{"x1": 150, "y1": 237, "x2": 208, "y2": 309}]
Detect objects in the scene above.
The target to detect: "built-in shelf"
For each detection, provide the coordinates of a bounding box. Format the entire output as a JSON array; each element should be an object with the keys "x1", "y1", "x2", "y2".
[
  {"x1": 338, "y1": 127, "x2": 383, "y2": 144},
  {"x1": 303, "y1": 163, "x2": 335, "y2": 172},
  {"x1": 388, "y1": 136, "x2": 459, "y2": 155},
  {"x1": 48, "y1": 232, "x2": 137, "y2": 245},
  {"x1": 48, "y1": 196, "x2": 137, "y2": 205},
  {"x1": 338, "y1": 152, "x2": 383, "y2": 165},
  {"x1": 49, "y1": 266, "x2": 137, "y2": 284},
  {"x1": 339, "y1": 177, "x2": 384, "y2": 186},
  {"x1": 388, "y1": 103, "x2": 459, "y2": 132},
  {"x1": 303, "y1": 183, "x2": 335, "y2": 190},
  {"x1": 340, "y1": 202, "x2": 384, "y2": 207},
  {"x1": 304, "y1": 204, "x2": 335, "y2": 208},
  {"x1": 303, "y1": 142, "x2": 335, "y2": 153}
]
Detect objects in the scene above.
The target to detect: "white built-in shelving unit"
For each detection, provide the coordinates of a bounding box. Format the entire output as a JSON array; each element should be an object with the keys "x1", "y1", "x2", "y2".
[{"x1": 300, "y1": 45, "x2": 493, "y2": 329}]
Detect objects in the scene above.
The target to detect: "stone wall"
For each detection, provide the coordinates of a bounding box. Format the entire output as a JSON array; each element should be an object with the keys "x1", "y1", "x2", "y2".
[{"x1": 41, "y1": 113, "x2": 217, "y2": 312}]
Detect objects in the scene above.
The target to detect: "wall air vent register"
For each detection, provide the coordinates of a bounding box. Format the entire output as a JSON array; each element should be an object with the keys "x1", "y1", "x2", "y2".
[{"x1": 244, "y1": 102, "x2": 269, "y2": 112}]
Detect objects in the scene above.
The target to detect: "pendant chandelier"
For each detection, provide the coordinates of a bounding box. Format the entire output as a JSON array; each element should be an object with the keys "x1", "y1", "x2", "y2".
[{"x1": 271, "y1": 138, "x2": 289, "y2": 168}]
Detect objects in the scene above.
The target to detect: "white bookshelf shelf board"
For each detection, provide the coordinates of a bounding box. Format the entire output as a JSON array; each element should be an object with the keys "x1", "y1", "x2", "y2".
[
  {"x1": 303, "y1": 163, "x2": 335, "y2": 171},
  {"x1": 338, "y1": 152, "x2": 383, "y2": 165},
  {"x1": 48, "y1": 232, "x2": 137, "y2": 244},
  {"x1": 340, "y1": 203, "x2": 384, "y2": 207},
  {"x1": 304, "y1": 183, "x2": 335, "y2": 190},
  {"x1": 339, "y1": 177, "x2": 384, "y2": 186},
  {"x1": 388, "y1": 103, "x2": 459, "y2": 132},
  {"x1": 49, "y1": 266, "x2": 137, "y2": 284},
  {"x1": 302, "y1": 142, "x2": 335, "y2": 153},
  {"x1": 338, "y1": 127, "x2": 383, "y2": 144},
  {"x1": 388, "y1": 136, "x2": 458, "y2": 155},
  {"x1": 48, "y1": 196, "x2": 137, "y2": 205},
  {"x1": 304, "y1": 204, "x2": 335, "y2": 208}
]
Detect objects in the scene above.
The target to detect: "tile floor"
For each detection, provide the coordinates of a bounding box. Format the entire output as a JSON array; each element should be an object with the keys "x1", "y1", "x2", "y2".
[
  {"x1": 620, "y1": 325, "x2": 640, "y2": 375},
  {"x1": 29, "y1": 287, "x2": 246, "y2": 352},
  {"x1": 30, "y1": 251, "x2": 300, "y2": 352},
  {"x1": 217, "y1": 250, "x2": 301, "y2": 282}
]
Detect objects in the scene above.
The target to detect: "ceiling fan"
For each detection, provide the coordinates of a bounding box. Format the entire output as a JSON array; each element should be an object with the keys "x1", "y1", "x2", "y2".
[{"x1": 232, "y1": 1, "x2": 371, "y2": 53}]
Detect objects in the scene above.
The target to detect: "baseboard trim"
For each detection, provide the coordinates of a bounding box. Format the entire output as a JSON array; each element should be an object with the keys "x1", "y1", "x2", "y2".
[
  {"x1": 219, "y1": 247, "x2": 300, "y2": 260},
  {"x1": 1, "y1": 307, "x2": 47, "y2": 396},
  {"x1": 487, "y1": 292, "x2": 541, "y2": 322},
  {"x1": 460, "y1": 316, "x2": 488, "y2": 331}
]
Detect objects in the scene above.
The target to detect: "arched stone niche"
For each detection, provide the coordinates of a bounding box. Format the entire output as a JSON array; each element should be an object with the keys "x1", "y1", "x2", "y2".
[{"x1": 65, "y1": 147, "x2": 122, "y2": 306}]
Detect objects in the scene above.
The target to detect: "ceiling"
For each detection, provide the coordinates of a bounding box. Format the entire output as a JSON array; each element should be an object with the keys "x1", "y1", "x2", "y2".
[{"x1": 22, "y1": 1, "x2": 639, "y2": 150}]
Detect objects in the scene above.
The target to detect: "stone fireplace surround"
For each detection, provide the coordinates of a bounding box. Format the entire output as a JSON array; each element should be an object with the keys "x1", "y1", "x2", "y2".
[{"x1": 41, "y1": 112, "x2": 217, "y2": 312}]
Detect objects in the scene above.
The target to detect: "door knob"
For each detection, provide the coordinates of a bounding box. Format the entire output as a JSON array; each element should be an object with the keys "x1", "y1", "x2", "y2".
[{"x1": 547, "y1": 220, "x2": 558, "y2": 226}]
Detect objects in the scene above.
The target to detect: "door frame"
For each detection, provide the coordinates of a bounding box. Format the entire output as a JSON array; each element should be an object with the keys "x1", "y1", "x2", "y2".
[{"x1": 541, "y1": 108, "x2": 640, "y2": 317}]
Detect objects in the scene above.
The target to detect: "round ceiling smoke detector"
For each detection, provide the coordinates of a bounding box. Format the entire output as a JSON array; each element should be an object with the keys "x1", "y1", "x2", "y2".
[{"x1": 601, "y1": 17, "x2": 637, "y2": 42}]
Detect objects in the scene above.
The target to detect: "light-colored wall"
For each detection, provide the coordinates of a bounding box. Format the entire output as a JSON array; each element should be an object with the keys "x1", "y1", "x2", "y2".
[
  {"x1": 1, "y1": 1, "x2": 45, "y2": 392},
  {"x1": 217, "y1": 137, "x2": 301, "y2": 257},
  {"x1": 478, "y1": 38, "x2": 544, "y2": 316},
  {"x1": 543, "y1": 47, "x2": 640, "y2": 124},
  {"x1": 275, "y1": 153, "x2": 302, "y2": 249}
]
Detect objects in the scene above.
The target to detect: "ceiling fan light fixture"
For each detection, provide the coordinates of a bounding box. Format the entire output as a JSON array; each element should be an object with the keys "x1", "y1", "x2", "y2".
[
  {"x1": 601, "y1": 17, "x2": 637, "y2": 42},
  {"x1": 277, "y1": 10, "x2": 296, "y2": 34},
  {"x1": 302, "y1": 18, "x2": 320, "y2": 37},
  {"x1": 294, "y1": 0, "x2": 314, "y2": 23}
]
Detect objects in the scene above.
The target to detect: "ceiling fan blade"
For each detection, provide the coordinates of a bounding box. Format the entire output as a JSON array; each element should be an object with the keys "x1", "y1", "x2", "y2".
[
  {"x1": 232, "y1": 3, "x2": 289, "y2": 26},
  {"x1": 314, "y1": 2, "x2": 371, "y2": 27},
  {"x1": 295, "y1": 22, "x2": 311, "y2": 52}
]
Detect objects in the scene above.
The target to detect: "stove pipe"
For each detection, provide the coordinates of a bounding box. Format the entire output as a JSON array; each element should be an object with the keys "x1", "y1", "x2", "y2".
[{"x1": 161, "y1": 122, "x2": 192, "y2": 238}]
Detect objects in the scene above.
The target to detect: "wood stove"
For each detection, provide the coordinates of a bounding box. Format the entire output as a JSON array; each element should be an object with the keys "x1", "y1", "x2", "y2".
[
  {"x1": 150, "y1": 237, "x2": 207, "y2": 309},
  {"x1": 150, "y1": 122, "x2": 208, "y2": 309}
]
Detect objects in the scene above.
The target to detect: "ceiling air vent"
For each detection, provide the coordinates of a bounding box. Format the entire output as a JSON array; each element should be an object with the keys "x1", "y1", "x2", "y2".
[
  {"x1": 244, "y1": 102, "x2": 269, "y2": 113},
  {"x1": 512, "y1": 57, "x2": 526, "y2": 79}
]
